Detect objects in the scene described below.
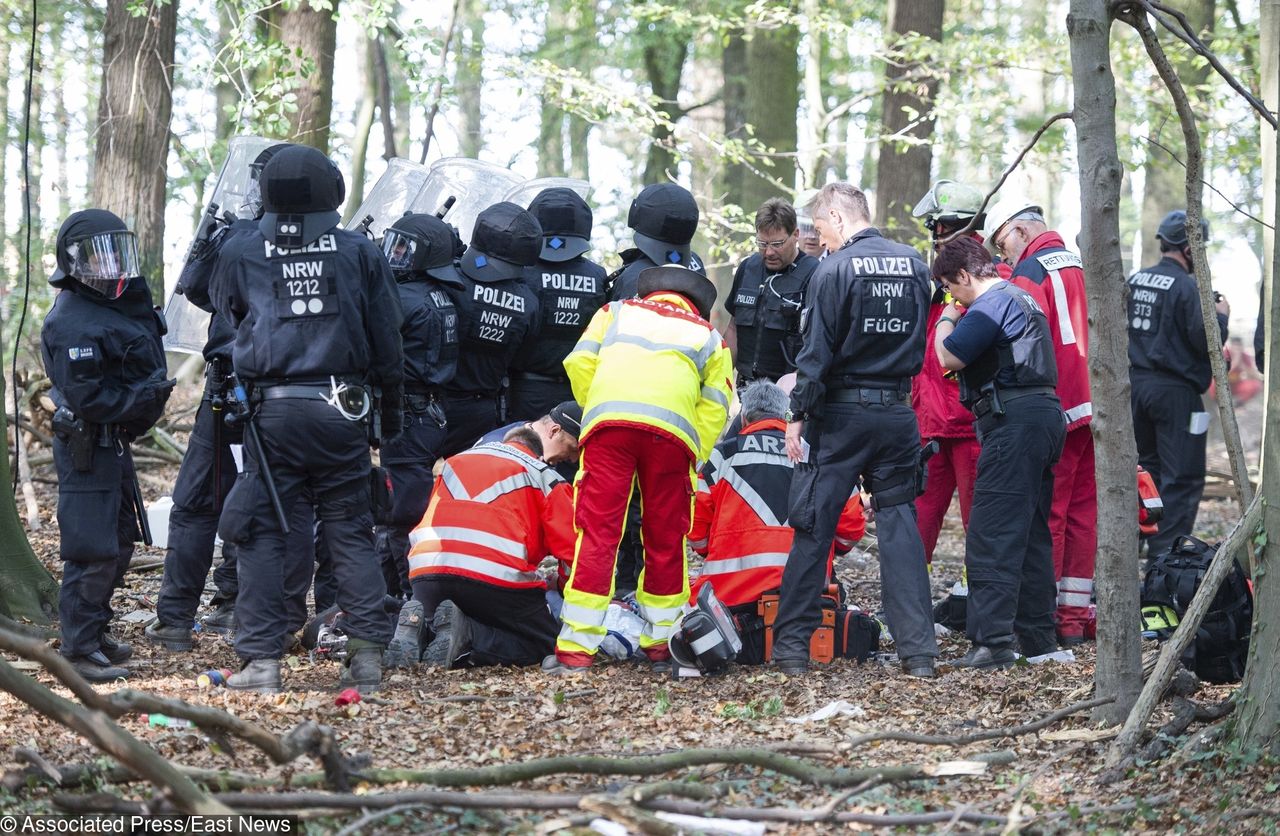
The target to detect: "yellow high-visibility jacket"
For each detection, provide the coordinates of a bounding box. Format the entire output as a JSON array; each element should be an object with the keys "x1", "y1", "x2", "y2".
[{"x1": 564, "y1": 292, "x2": 733, "y2": 463}]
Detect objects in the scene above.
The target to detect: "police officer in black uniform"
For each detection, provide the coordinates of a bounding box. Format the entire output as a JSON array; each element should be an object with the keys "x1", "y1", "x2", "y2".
[
  {"x1": 41, "y1": 209, "x2": 175, "y2": 681},
  {"x1": 932, "y1": 237, "x2": 1065, "y2": 668},
  {"x1": 375, "y1": 213, "x2": 461, "y2": 605},
  {"x1": 439, "y1": 202, "x2": 541, "y2": 458},
  {"x1": 775, "y1": 182, "x2": 939, "y2": 678},
  {"x1": 149, "y1": 142, "x2": 317, "y2": 652},
  {"x1": 608, "y1": 183, "x2": 705, "y2": 302},
  {"x1": 508, "y1": 188, "x2": 606, "y2": 421},
  {"x1": 210, "y1": 145, "x2": 404, "y2": 693},
  {"x1": 1128, "y1": 210, "x2": 1229, "y2": 555},
  {"x1": 724, "y1": 198, "x2": 819, "y2": 384}
]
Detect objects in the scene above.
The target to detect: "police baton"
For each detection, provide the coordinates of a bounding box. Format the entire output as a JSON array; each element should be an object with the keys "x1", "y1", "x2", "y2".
[
  {"x1": 226, "y1": 374, "x2": 291, "y2": 535},
  {"x1": 435, "y1": 195, "x2": 456, "y2": 219},
  {"x1": 131, "y1": 468, "x2": 153, "y2": 546}
]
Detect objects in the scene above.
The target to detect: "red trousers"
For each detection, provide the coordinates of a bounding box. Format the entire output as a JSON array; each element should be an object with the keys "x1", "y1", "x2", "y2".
[
  {"x1": 1049, "y1": 425, "x2": 1097, "y2": 637},
  {"x1": 914, "y1": 436, "x2": 981, "y2": 564},
  {"x1": 557, "y1": 426, "x2": 693, "y2": 663}
]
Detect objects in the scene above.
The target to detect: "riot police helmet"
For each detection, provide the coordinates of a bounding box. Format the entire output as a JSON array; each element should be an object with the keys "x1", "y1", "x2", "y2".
[
  {"x1": 627, "y1": 183, "x2": 699, "y2": 267},
  {"x1": 458, "y1": 202, "x2": 543, "y2": 283},
  {"x1": 527, "y1": 188, "x2": 592, "y2": 262},
  {"x1": 382, "y1": 212, "x2": 465, "y2": 287},
  {"x1": 636, "y1": 264, "x2": 717, "y2": 320},
  {"x1": 244, "y1": 142, "x2": 298, "y2": 220},
  {"x1": 913, "y1": 180, "x2": 987, "y2": 237},
  {"x1": 50, "y1": 209, "x2": 142, "y2": 300},
  {"x1": 257, "y1": 145, "x2": 346, "y2": 248},
  {"x1": 1156, "y1": 210, "x2": 1209, "y2": 248}
]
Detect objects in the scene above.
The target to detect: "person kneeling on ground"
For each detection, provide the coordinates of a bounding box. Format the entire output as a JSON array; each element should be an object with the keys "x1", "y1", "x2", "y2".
[
  {"x1": 689, "y1": 381, "x2": 874, "y2": 666},
  {"x1": 386, "y1": 426, "x2": 576, "y2": 668},
  {"x1": 474, "y1": 400, "x2": 582, "y2": 465}
]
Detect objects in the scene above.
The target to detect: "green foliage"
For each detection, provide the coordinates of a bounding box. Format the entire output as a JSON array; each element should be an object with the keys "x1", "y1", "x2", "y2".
[{"x1": 653, "y1": 687, "x2": 671, "y2": 716}]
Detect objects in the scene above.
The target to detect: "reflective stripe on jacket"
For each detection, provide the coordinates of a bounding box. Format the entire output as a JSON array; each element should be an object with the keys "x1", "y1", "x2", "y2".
[
  {"x1": 407, "y1": 441, "x2": 576, "y2": 589},
  {"x1": 1009, "y1": 231, "x2": 1092, "y2": 430},
  {"x1": 565, "y1": 293, "x2": 734, "y2": 463},
  {"x1": 688, "y1": 418, "x2": 866, "y2": 607}
]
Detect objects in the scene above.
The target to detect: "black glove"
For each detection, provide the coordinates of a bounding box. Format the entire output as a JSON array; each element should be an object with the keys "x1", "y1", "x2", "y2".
[{"x1": 448, "y1": 224, "x2": 466, "y2": 259}]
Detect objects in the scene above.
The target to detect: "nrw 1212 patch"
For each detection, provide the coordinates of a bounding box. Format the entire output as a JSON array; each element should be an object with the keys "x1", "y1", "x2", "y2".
[{"x1": 68, "y1": 346, "x2": 96, "y2": 361}]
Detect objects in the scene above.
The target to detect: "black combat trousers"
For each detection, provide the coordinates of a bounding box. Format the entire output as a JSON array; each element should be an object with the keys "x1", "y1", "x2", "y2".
[
  {"x1": 440, "y1": 392, "x2": 501, "y2": 459},
  {"x1": 412, "y1": 575, "x2": 559, "y2": 666},
  {"x1": 1132, "y1": 372, "x2": 1208, "y2": 555},
  {"x1": 507, "y1": 374, "x2": 574, "y2": 423},
  {"x1": 53, "y1": 436, "x2": 138, "y2": 658},
  {"x1": 156, "y1": 395, "x2": 240, "y2": 627},
  {"x1": 220, "y1": 397, "x2": 389, "y2": 661},
  {"x1": 376, "y1": 402, "x2": 447, "y2": 598},
  {"x1": 965, "y1": 395, "x2": 1065, "y2": 656},
  {"x1": 774, "y1": 399, "x2": 938, "y2": 663}
]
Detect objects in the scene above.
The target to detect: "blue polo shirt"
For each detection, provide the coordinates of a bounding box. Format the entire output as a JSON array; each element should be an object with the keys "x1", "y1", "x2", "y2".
[{"x1": 942, "y1": 281, "x2": 1032, "y2": 389}]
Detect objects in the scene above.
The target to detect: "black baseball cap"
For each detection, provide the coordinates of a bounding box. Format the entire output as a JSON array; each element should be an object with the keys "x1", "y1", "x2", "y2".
[
  {"x1": 459, "y1": 202, "x2": 543, "y2": 283},
  {"x1": 548, "y1": 401, "x2": 583, "y2": 439},
  {"x1": 528, "y1": 188, "x2": 592, "y2": 262},
  {"x1": 628, "y1": 184, "x2": 699, "y2": 267}
]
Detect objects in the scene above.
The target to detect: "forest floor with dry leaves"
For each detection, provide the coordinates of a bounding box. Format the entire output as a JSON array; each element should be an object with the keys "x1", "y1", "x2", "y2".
[{"x1": 1, "y1": 386, "x2": 1278, "y2": 833}]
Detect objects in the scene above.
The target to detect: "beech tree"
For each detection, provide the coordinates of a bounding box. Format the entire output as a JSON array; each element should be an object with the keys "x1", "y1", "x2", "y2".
[{"x1": 91, "y1": 0, "x2": 176, "y2": 302}]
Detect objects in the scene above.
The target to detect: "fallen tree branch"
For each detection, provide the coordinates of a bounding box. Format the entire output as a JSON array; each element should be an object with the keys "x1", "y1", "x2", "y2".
[
  {"x1": 1137, "y1": 696, "x2": 1235, "y2": 765},
  {"x1": 1105, "y1": 494, "x2": 1262, "y2": 771},
  {"x1": 0, "y1": 626, "x2": 361, "y2": 789},
  {"x1": 0, "y1": 659, "x2": 231, "y2": 815},
  {"x1": 938, "y1": 110, "x2": 1075, "y2": 246},
  {"x1": 843, "y1": 696, "x2": 1113, "y2": 748}
]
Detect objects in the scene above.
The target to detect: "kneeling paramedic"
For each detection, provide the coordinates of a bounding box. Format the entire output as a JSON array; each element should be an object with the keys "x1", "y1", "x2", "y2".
[
  {"x1": 549, "y1": 264, "x2": 733, "y2": 673},
  {"x1": 396, "y1": 425, "x2": 576, "y2": 668},
  {"x1": 211, "y1": 146, "x2": 405, "y2": 693},
  {"x1": 932, "y1": 237, "x2": 1065, "y2": 669},
  {"x1": 689, "y1": 381, "x2": 869, "y2": 665},
  {"x1": 41, "y1": 210, "x2": 175, "y2": 682}
]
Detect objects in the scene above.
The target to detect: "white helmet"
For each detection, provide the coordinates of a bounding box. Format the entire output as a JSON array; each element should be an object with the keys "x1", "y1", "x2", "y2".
[{"x1": 981, "y1": 194, "x2": 1043, "y2": 243}]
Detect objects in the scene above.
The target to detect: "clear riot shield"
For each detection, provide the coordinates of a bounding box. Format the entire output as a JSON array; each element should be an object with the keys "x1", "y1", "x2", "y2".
[
  {"x1": 164, "y1": 136, "x2": 276, "y2": 355},
  {"x1": 344, "y1": 157, "x2": 432, "y2": 239},
  {"x1": 503, "y1": 176, "x2": 590, "y2": 207},
  {"x1": 408, "y1": 157, "x2": 524, "y2": 244}
]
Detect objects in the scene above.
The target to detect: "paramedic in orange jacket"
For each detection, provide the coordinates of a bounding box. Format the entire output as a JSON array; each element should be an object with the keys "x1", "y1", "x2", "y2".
[
  {"x1": 549, "y1": 265, "x2": 734, "y2": 673},
  {"x1": 688, "y1": 381, "x2": 865, "y2": 663},
  {"x1": 399, "y1": 426, "x2": 576, "y2": 668}
]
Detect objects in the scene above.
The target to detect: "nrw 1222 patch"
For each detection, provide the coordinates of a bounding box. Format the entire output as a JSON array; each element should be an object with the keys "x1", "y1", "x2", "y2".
[{"x1": 68, "y1": 346, "x2": 96, "y2": 361}]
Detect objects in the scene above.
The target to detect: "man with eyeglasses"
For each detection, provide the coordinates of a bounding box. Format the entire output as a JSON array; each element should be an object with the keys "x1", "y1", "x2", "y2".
[
  {"x1": 983, "y1": 195, "x2": 1094, "y2": 648},
  {"x1": 724, "y1": 198, "x2": 819, "y2": 385}
]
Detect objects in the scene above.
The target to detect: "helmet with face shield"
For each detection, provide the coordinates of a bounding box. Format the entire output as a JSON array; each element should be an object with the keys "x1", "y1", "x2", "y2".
[{"x1": 50, "y1": 209, "x2": 142, "y2": 301}]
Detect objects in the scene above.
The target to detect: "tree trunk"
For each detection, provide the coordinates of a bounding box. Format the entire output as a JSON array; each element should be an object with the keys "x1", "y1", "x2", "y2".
[
  {"x1": 0, "y1": 375, "x2": 58, "y2": 625},
  {"x1": 738, "y1": 22, "x2": 801, "y2": 213},
  {"x1": 91, "y1": 0, "x2": 177, "y2": 303},
  {"x1": 1233, "y1": 0, "x2": 1280, "y2": 753},
  {"x1": 215, "y1": 1, "x2": 239, "y2": 143},
  {"x1": 566, "y1": 0, "x2": 594, "y2": 182},
  {"x1": 537, "y1": 0, "x2": 569, "y2": 177},
  {"x1": 1067, "y1": 0, "x2": 1143, "y2": 725},
  {"x1": 343, "y1": 36, "x2": 378, "y2": 224},
  {"x1": 0, "y1": 27, "x2": 10, "y2": 273},
  {"x1": 272, "y1": 0, "x2": 338, "y2": 152},
  {"x1": 1137, "y1": 0, "x2": 1215, "y2": 266},
  {"x1": 456, "y1": 0, "x2": 485, "y2": 159},
  {"x1": 641, "y1": 28, "x2": 689, "y2": 185},
  {"x1": 51, "y1": 41, "x2": 71, "y2": 221},
  {"x1": 873, "y1": 0, "x2": 943, "y2": 237},
  {"x1": 721, "y1": 30, "x2": 747, "y2": 207},
  {"x1": 19, "y1": 20, "x2": 45, "y2": 308}
]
